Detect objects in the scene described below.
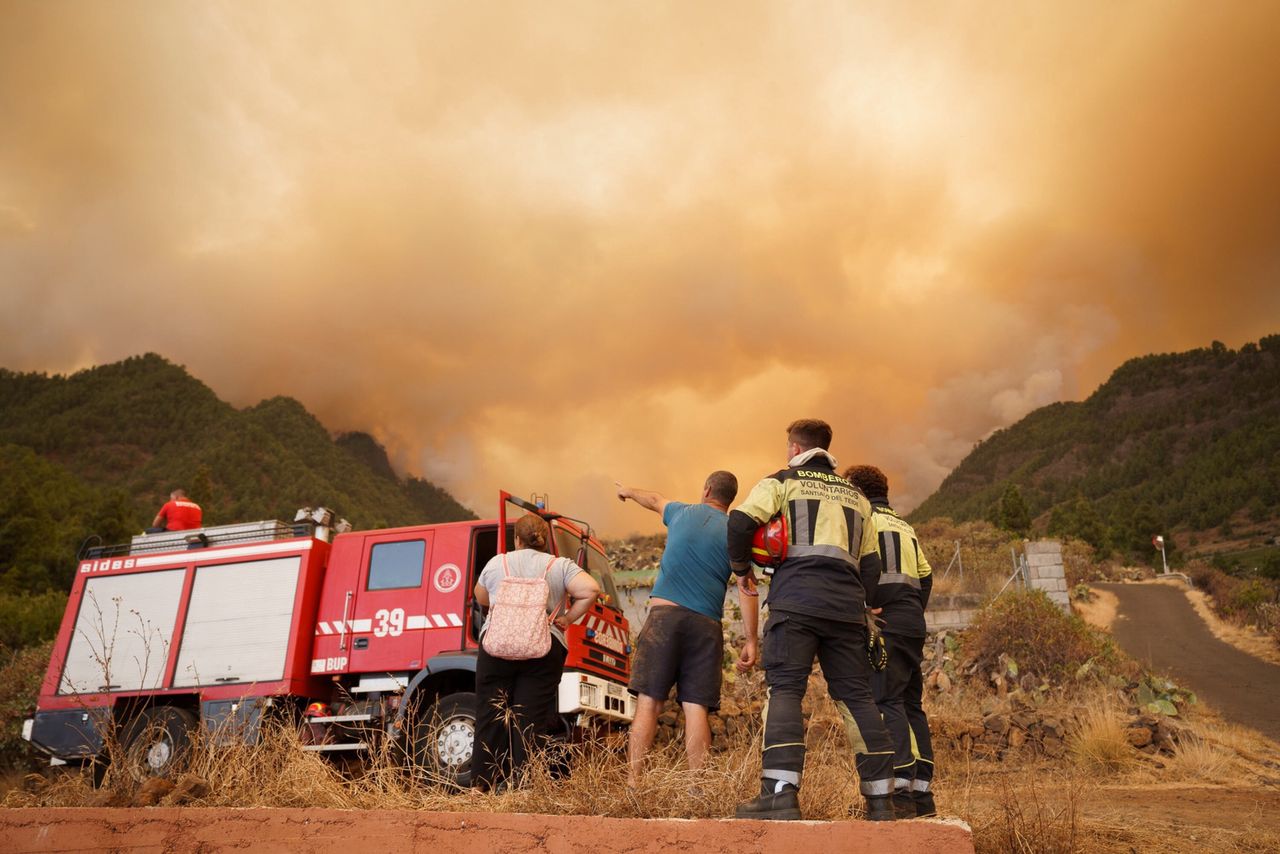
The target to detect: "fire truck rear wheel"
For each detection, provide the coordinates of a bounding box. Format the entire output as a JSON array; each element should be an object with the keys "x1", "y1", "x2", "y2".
[
  {"x1": 414, "y1": 691, "x2": 475, "y2": 788},
  {"x1": 123, "y1": 706, "x2": 196, "y2": 778}
]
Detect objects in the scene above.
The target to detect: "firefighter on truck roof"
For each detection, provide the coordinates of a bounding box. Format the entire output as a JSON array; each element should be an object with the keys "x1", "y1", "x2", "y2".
[
  {"x1": 726, "y1": 419, "x2": 897, "y2": 822},
  {"x1": 148, "y1": 488, "x2": 202, "y2": 533}
]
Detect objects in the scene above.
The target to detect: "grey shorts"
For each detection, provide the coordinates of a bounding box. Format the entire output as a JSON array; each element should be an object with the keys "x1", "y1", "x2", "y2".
[{"x1": 628, "y1": 604, "x2": 725, "y2": 711}]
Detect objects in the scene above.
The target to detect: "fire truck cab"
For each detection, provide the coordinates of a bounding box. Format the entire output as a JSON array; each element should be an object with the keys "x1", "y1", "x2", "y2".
[{"x1": 24, "y1": 493, "x2": 635, "y2": 783}]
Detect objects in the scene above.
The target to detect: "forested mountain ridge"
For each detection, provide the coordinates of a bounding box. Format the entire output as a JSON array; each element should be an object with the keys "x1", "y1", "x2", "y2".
[
  {"x1": 0, "y1": 354, "x2": 474, "y2": 593},
  {"x1": 910, "y1": 335, "x2": 1280, "y2": 558}
]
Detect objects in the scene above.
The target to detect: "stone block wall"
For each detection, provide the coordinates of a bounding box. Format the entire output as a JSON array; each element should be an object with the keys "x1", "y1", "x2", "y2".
[
  {"x1": 924, "y1": 592, "x2": 983, "y2": 631},
  {"x1": 1023, "y1": 540, "x2": 1069, "y2": 610}
]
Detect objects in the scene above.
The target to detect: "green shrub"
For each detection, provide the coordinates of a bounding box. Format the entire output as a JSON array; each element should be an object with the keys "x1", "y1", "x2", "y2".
[
  {"x1": 0, "y1": 641, "x2": 53, "y2": 772},
  {"x1": 1229, "y1": 579, "x2": 1276, "y2": 614},
  {"x1": 1133, "y1": 676, "x2": 1197, "y2": 717},
  {"x1": 1189, "y1": 563, "x2": 1280, "y2": 640},
  {"x1": 1071, "y1": 583, "x2": 1094, "y2": 602},
  {"x1": 0, "y1": 590, "x2": 67, "y2": 650},
  {"x1": 961, "y1": 589, "x2": 1123, "y2": 682}
]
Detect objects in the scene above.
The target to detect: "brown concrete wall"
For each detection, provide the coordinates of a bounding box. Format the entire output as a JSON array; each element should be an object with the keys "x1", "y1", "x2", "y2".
[{"x1": 2, "y1": 808, "x2": 973, "y2": 853}]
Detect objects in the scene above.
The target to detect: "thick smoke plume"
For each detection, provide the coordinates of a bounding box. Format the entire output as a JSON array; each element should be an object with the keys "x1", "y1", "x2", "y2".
[{"x1": 2, "y1": 2, "x2": 1278, "y2": 532}]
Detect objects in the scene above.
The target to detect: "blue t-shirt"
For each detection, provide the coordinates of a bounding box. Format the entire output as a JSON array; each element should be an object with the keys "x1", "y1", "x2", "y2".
[{"x1": 650, "y1": 501, "x2": 732, "y2": 621}]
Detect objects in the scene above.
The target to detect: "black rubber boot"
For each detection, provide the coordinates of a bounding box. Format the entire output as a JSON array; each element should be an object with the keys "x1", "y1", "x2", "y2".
[
  {"x1": 864, "y1": 795, "x2": 896, "y2": 821},
  {"x1": 892, "y1": 789, "x2": 917, "y2": 819},
  {"x1": 735, "y1": 782, "x2": 802, "y2": 821},
  {"x1": 912, "y1": 790, "x2": 937, "y2": 817}
]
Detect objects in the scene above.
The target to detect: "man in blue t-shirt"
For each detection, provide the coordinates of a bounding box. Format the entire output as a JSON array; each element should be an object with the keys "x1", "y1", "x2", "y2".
[{"x1": 616, "y1": 471, "x2": 759, "y2": 788}]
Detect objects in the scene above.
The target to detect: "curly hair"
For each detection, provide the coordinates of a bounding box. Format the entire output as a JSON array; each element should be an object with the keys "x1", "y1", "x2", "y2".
[
  {"x1": 843, "y1": 464, "x2": 889, "y2": 498},
  {"x1": 514, "y1": 513, "x2": 551, "y2": 552}
]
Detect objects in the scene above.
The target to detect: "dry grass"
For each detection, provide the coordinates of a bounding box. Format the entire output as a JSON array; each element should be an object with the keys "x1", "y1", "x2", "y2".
[
  {"x1": 1162, "y1": 736, "x2": 1236, "y2": 783},
  {"x1": 1194, "y1": 718, "x2": 1280, "y2": 761},
  {"x1": 1069, "y1": 704, "x2": 1138, "y2": 776},
  {"x1": 0, "y1": 666, "x2": 960, "y2": 817},
  {"x1": 8, "y1": 576, "x2": 1280, "y2": 854},
  {"x1": 6, "y1": 694, "x2": 1280, "y2": 854},
  {"x1": 2, "y1": 698, "x2": 872, "y2": 820},
  {"x1": 2, "y1": 730, "x2": 832, "y2": 820},
  {"x1": 915, "y1": 518, "x2": 1021, "y2": 601},
  {"x1": 931, "y1": 570, "x2": 1008, "y2": 601},
  {"x1": 1073, "y1": 587, "x2": 1119, "y2": 631},
  {"x1": 1180, "y1": 583, "x2": 1280, "y2": 666},
  {"x1": 968, "y1": 771, "x2": 1081, "y2": 854},
  {"x1": 913, "y1": 518, "x2": 1126, "y2": 602}
]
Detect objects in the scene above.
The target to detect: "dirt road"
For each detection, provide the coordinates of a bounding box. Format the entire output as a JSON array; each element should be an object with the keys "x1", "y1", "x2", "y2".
[{"x1": 1096, "y1": 581, "x2": 1280, "y2": 741}]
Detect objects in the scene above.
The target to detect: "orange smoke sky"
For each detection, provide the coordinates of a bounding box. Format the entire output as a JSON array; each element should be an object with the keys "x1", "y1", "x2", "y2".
[{"x1": 2, "y1": 2, "x2": 1278, "y2": 535}]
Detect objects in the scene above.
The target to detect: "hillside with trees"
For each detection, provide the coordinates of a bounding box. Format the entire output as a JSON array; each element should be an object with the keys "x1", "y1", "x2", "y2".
[
  {"x1": 910, "y1": 335, "x2": 1280, "y2": 562},
  {"x1": 0, "y1": 354, "x2": 474, "y2": 596}
]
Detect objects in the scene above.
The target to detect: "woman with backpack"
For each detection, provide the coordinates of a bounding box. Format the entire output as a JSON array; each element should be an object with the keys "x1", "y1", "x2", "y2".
[{"x1": 470, "y1": 513, "x2": 601, "y2": 791}]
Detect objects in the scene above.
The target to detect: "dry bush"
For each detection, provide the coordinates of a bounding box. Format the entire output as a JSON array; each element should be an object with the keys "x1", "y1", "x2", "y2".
[
  {"x1": 912, "y1": 518, "x2": 1111, "y2": 599},
  {"x1": 1058, "y1": 538, "x2": 1098, "y2": 588},
  {"x1": 968, "y1": 771, "x2": 1080, "y2": 854},
  {"x1": 1262, "y1": 602, "x2": 1280, "y2": 649},
  {"x1": 0, "y1": 685, "x2": 886, "y2": 821},
  {"x1": 962, "y1": 590, "x2": 1129, "y2": 684},
  {"x1": 1188, "y1": 563, "x2": 1280, "y2": 636},
  {"x1": 1163, "y1": 735, "x2": 1235, "y2": 783},
  {"x1": 9, "y1": 692, "x2": 1280, "y2": 854},
  {"x1": 192, "y1": 722, "x2": 357, "y2": 808},
  {"x1": 931, "y1": 571, "x2": 1006, "y2": 601},
  {"x1": 913, "y1": 518, "x2": 1022, "y2": 600},
  {"x1": 1069, "y1": 704, "x2": 1136, "y2": 776}
]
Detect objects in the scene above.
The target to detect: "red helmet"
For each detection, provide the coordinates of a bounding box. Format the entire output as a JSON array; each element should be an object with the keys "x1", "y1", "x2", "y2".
[
  {"x1": 751, "y1": 516, "x2": 788, "y2": 569},
  {"x1": 304, "y1": 702, "x2": 328, "y2": 718}
]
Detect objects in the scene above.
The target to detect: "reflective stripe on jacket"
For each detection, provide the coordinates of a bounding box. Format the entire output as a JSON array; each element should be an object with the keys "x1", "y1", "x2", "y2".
[
  {"x1": 866, "y1": 498, "x2": 932, "y2": 638},
  {"x1": 728, "y1": 452, "x2": 881, "y2": 623}
]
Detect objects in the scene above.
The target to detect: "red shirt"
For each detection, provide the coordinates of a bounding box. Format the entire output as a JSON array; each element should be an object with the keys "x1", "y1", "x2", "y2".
[{"x1": 160, "y1": 499, "x2": 203, "y2": 531}]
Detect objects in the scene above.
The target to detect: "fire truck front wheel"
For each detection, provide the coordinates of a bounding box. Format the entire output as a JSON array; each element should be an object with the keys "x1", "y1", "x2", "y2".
[
  {"x1": 122, "y1": 706, "x2": 196, "y2": 778},
  {"x1": 412, "y1": 691, "x2": 475, "y2": 788}
]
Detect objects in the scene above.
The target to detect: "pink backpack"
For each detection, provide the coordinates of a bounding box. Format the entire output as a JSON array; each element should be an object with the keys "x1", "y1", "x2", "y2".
[{"x1": 482, "y1": 553, "x2": 561, "y2": 660}]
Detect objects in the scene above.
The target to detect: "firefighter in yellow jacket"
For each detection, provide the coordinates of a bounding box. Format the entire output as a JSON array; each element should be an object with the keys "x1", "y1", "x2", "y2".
[
  {"x1": 844, "y1": 464, "x2": 936, "y2": 818},
  {"x1": 728, "y1": 420, "x2": 896, "y2": 821}
]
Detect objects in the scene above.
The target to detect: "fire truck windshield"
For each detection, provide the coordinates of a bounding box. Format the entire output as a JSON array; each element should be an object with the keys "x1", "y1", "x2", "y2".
[{"x1": 551, "y1": 524, "x2": 621, "y2": 608}]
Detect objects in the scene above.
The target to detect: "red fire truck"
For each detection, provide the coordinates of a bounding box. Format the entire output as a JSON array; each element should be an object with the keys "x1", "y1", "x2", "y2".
[{"x1": 23, "y1": 492, "x2": 635, "y2": 783}]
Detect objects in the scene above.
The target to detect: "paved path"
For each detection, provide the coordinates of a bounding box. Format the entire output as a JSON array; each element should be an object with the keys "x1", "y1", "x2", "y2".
[{"x1": 1096, "y1": 581, "x2": 1280, "y2": 741}]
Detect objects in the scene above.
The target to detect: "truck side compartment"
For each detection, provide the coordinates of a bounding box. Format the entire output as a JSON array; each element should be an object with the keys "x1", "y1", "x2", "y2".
[{"x1": 29, "y1": 534, "x2": 331, "y2": 761}]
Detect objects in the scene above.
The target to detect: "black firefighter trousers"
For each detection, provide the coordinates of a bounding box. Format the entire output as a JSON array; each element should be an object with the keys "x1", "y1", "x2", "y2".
[
  {"x1": 872, "y1": 632, "x2": 935, "y2": 794},
  {"x1": 760, "y1": 611, "x2": 894, "y2": 797}
]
